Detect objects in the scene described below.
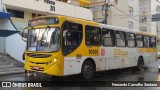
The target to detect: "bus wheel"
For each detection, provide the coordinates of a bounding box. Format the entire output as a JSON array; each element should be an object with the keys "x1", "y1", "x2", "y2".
[
  {"x1": 81, "y1": 61, "x2": 94, "y2": 80},
  {"x1": 136, "y1": 57, "x2": 144, "y2": 70},
  {"x1": 25, "y1": 70, "x2": 27, "y2": 74}
]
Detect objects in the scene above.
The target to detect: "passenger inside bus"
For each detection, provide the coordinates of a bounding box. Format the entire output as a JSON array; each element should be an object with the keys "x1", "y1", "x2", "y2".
[{"x1": 62, "y1": 22, "x2": 82, "y2": 55}]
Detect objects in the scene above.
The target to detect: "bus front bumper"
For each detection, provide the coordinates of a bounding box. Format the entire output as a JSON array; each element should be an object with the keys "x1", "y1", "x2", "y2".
[{"x1": 24, "y1": 62, "x2": 63, "y2": 77}]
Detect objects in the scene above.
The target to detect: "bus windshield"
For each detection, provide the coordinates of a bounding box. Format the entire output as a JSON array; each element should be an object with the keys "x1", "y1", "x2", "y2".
[{"x1": 27, "y1": 27, "x2": 60, "y2": 52}]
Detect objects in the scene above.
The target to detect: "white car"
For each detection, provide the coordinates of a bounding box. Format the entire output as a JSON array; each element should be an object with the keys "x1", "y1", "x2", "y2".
[
  {"x1": 158, "y1": 52, "x2": 160, "y2": 59},
  {"x1": 159, "y1": 61, "x2": 160, "y2": 72},
  {"x1": 158, "y1": 52, "x2": 160, "y2": 72}
]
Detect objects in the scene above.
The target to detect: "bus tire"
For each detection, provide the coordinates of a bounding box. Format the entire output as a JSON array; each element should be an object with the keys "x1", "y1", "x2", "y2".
[
  {"x1": 81, "y1": 61, "x2": 94, "y2": 80},
  {"x1": 25, "y1": 70, "x2": 27, "y2": 74},
  {"x1": 136, "y1": 57, "x2": 144, "y2": 71}
]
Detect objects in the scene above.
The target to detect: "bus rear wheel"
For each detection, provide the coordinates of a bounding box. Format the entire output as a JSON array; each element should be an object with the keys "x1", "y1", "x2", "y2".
[
  {"x1": 136, "y1": 57, "x2": 144, "y2": 70},
  {"x1": 81, "y1": 61, "x2": 94, "y2": 80}
]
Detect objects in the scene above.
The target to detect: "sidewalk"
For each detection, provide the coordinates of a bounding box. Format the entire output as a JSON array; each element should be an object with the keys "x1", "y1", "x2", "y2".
[{"x1": 0, "y1": 54, "x2": 24, "y2": 76}]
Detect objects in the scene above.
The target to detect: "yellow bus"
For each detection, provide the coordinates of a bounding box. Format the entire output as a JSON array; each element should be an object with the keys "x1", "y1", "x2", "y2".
[{"x1": 24, "y1": 15, "x2": 157, "y2": 80}]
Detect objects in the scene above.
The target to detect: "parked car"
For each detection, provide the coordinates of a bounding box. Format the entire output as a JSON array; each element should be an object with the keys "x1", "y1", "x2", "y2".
[
  {"x1": 158, "y1": 61, "x2": 160, "y2": 72},
  {"x1": 158, "y1": 52, "x2": 160, "y2": 59},
  {"x1": 158, "y1": 52, "x2": 160, "y2": 72}
]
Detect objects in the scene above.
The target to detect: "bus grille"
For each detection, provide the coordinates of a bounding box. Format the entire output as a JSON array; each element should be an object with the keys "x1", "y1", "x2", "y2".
[
  {"x1": 29, "y1": 61, "x2": 47, "y2": 64},
  {"x1": 26, "y1": 53, "x2": 52, "y2": 58},
  {"x1": 30, "y1": 66, "x2": 44, "y2": 71}
]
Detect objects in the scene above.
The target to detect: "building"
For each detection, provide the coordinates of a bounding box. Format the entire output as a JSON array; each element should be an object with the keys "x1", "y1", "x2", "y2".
[
  {"x1": 3, "y1": 0, "x2": 160, "y2": 35},
  {"x1": 139, "y1": 0, "x2": 160, "y2": 36},
  {"x1": 2, "y1": 0, "x2": 92, "y2": 32},
  {"x1": 90, "y1": 0, "x2": 139, "y2": 30},
  {"x1": 0, "y1": 0, "x2": 26, "y2": 62},
  {"x1": 0, "y1": 0, "x2": 92, "y2": 62}
]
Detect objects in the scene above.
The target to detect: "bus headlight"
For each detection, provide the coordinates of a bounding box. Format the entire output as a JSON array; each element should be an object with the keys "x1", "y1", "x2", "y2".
[
  {"x1": 54, "y1": 58, "x2": 58, "y2": 62},
  {"x1": 46, "y1": 58, "x2": 58, "y2": 66},
  {"x1": 51, "y1": 58, "x2": 58, "y2": 65}
]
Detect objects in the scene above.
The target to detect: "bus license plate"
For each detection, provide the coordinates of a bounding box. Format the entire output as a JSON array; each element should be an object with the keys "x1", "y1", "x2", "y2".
[{"x1": 33, "y1": 66, "x2": 39, "y2": 70}]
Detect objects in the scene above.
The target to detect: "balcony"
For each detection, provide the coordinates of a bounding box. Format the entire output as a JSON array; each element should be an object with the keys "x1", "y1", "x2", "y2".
[
  {"x1": 3, "y1": 0, "x2": 93, "y2": 20},
  {"x1": 56, "y1": 0, "x2": 91, "y2": 6}
]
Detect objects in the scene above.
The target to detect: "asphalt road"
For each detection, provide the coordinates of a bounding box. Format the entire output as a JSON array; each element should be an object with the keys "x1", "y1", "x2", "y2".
[{"x1": 0, "y1": 61, "x2": 160, "y2": 90}]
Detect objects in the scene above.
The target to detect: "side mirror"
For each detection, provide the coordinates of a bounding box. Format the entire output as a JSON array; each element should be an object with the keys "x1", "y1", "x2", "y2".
[
  {"x1": 21, "y1": 28, "x2": 28, "y2": 42},
  {"x1": 22, "y1": 32, "x2": 28, "y2": 42}
]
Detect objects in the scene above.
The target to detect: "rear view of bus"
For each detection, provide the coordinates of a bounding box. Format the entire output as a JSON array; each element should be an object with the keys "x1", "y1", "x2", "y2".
[{"x1": 24, "y1": 16, "x2": 64, "y2": 76}]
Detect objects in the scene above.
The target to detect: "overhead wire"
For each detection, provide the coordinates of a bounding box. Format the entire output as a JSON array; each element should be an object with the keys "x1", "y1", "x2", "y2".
[{"x1": 112, "y1": 6, "x2": 157, "y2": 28}]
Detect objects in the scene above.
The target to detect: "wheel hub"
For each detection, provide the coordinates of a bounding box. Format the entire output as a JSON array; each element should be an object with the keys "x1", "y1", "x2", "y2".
[{"x1": 84, "y1": 65, "x2": 91, "y2": 74}]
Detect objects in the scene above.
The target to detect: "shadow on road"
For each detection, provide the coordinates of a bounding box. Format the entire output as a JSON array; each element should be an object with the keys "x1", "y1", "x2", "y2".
[{"x1": 24, "y1": 67, "x2": 148, "y2": 82}]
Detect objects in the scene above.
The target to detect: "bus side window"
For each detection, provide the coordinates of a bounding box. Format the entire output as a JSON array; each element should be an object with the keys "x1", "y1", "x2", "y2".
[
  {"x1": 143, "y1": 35, "x2": 150, "y2": 48},
  {"x1": 102, "y1": 28, "x2": 115, "y2": 46},
  {"x1": 126, "y1": 33, "x2": 136, "y2": 47},
  {"x1": 85, "y1": 25, "x2": 101, "y2": 46},
  {"x1": 62, "y1": 21, "x2": 83, "y2": 55},
  {"x1": 136, "y1": 34, "x2": 143, "y2": 48},
  {"x1": 115, "y1": 31, "x2": 126, "y2": 47},
  {"x1": 150, "y1": 36, "x2": 156, "y2": 48}
]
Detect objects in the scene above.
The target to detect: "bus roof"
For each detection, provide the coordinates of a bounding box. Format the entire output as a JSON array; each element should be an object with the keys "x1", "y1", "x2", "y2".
[
  {"x1": 31, "y1": 15, "x2": 97, "y2": 24},
  {"x1": 100, "y1": 24, "x2": 157, "y2": 37},
  {"x1": 31, "y1": 15, "x2": 157, "y2": 37}
]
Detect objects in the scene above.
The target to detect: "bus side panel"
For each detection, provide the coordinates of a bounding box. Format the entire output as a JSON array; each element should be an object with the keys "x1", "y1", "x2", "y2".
[
  {"x1": 105, "y1": 47, "x2": 138, "y2": 70},
  {"x1": 138, "y1": 48, "x2": 157, "y2": 65},
  {"x1": 63, "y1": 55, "x2": 107, "y2": 75},
  {"x1": 127, "y1": 48, "x2": 138, "y2": 67},
  {"x1": 104, "y1": 47, "x2": 118, "y2": 70},
  {"x1": 63, "y1": 57, "x2": 82, "y2": 75},
  {"x1": 90, "y1": 56, "x2": 105, "y2": 71}
]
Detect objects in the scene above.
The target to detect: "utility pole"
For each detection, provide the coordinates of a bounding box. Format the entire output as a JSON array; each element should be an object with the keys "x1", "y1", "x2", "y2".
[
  {"x1": 104, "y1": 3, "x2": 109, "y2": 24},
  {"x1": 102, "y1": 0, "x2": 116, "y2": 24},
  {"x1": 102, "y1": 0, "x2": 113, "y2": 24},
  {"x1": 90, "y1": 0, "x2": 114, "y2": 24}
]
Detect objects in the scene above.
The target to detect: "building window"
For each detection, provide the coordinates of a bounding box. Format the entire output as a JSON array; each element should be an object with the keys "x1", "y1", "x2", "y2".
[
  {"x1": 114, "y1": 0, "x2": 118, "y2": 5},
  {"x1": 139, "y1": 16, "x2": 147, "y2": 23},
  {"x1": 38, "y1": 14, "x2": 42, "y2": 17},
  {"x1": 128, "y1": 21, "x2": 133, "y2": 29},
  {"x1": 32, "y1": 13, "x2": 44, "y2": 18},
  {"x1": 7, "y1": 9, "x2": 24, "y2": 19},
  {"x1": 32, "y1": 13, "x2": 36, "y2": 18},
  {"x1": 129, "y1": 6, "x2": 133, "y2": 16},
  {"x1": 57, "y1": 0, "x2": 68, "y2": 3},
  {"x1": 140, "y1": 27, "x2": 147, "y2": 32},
  {"x1": 156, "y1": 5, "x2": 160, "y2": 14}
]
